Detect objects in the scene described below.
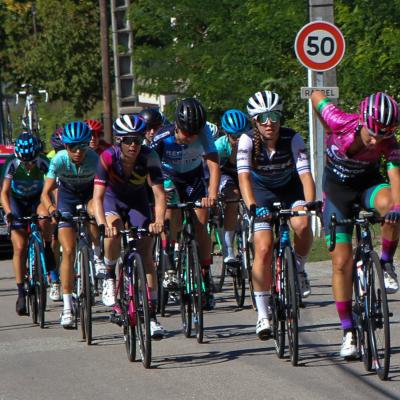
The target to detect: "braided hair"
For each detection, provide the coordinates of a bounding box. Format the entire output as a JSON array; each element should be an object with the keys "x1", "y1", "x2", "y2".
[{"x1": 251, "y1": 120, "x2": 262, "y2": 168}]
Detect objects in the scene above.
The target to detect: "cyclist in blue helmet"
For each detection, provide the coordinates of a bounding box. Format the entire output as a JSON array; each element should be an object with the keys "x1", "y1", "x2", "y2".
[
  {"x1": 214, "y1": 109, "x2": 249, "y2": 264},
  {"x1": 1, "y1": 132, "x2": 55, "y2": 316},
  {"x1": 93, "y1": 114, "x2": 167, "y2": 338},
  {"x1": 41, "y1": 121, "x2": 103, "y2": 328}
]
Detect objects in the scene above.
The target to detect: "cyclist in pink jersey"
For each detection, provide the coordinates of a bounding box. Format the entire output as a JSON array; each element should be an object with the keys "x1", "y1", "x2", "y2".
[{"x1": 311, "y1": 91, "x2": 400, "y2": 358}]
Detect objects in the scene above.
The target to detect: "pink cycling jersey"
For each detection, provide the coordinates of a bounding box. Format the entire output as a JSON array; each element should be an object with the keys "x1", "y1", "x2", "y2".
[{"x1": 320, "y1": 101, "x2": 400, "y2": 183}]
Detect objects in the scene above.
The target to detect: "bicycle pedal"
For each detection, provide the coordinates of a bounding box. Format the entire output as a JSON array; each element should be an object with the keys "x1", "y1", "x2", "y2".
[{"x1": 109, "y1": 313, "x2": 123, "y2": 326}]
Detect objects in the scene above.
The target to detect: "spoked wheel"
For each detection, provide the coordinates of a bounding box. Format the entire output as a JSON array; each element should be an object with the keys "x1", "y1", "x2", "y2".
[
  {"x1": 179, "y1": 241, "x2": 192, "y2": 338},
  {"x1": 284, "y1": 247, "x2": 299, "y2": 366},
  {"x1": 120, "y1": 262, "x2": 136, "y2": 362},
  {"x1": 232, "y1": 263, "x2": 246, "y2": 308},
  {"x1": 209, "y1": 223, "x2": 225, "y2": 292},
  {"x1": 80, "y1": 247, "x2": 93, "y2": 345},
  {"x1": 33, "y1": 242, "x2": 46, "y2": 328},
  {"x1": 272, "y1": 250, "x2": 285, "y2": 358},
  {"x1": 367, "y1": 252, "x2": 390, "y2": 380},
  {"x1": 134, "y1": 254, "x2": 152, "y2": 369},
  {"x1": 190, "y1": 240, "x2": 204, "y2": 344},
  {"x1": 241, "y1": 227, "x2": 256, "y2": 310}
]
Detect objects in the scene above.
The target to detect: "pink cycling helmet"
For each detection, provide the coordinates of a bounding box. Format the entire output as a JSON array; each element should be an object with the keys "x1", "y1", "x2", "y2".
[{"x1": 359, "y1": 92, "x2": 399, "y2": 137}]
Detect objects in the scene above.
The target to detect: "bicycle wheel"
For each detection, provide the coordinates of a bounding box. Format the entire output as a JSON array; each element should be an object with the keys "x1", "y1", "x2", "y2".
[
  {"x1": 134, "y1": 254, "x2": 152, "y2": 369},
  {"x1": 190, "y1": 240, "x2": 204, "y2": 344},
  {"x1": 284, "y1": 246, "x2": 299, "y2": 366},
  {"x1": 28, "y1": 244, "x2": 38, "y2": 324},
  {"x1": 352, "y1": 258, "x2": 371, "y2": 371},
  {"x1": 367, "y1": 252, "x2": 390, "y2": 380},
  {"x1": 241, "y1": 226, "x2": 256, "y2": 310},
  {"x1": 233, "y1": 236, "x2": 246, "y2": 307},
  {"x1": 209, "y1": 222, "x2": 225, "y2": 292},
  {"x1": 33, "y1": 241, "x2": 47, "y2": 328},
  {"x1": 272, "y1": 250, "x2": 285, "y2": 358},
  {"x1": 80, "y1": 246, "x2": 93, "y2": 345},
  {"x1": 155, "y1": 238, "x2": 169, "y2": 317},
  {"x1": 179, "y1": 238, "x2": 192, "y2": 337}
]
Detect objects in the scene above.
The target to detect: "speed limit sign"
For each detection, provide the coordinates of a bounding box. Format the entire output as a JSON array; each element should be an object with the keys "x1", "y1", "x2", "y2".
[{"x1": 294, "y1": 21, "x2": 345, "y2": 71}]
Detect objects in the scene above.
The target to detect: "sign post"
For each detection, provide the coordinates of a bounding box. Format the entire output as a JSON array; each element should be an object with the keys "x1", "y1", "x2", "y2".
[{"x1": 295, "y1": 17, "x2": 345, "y2": 235}]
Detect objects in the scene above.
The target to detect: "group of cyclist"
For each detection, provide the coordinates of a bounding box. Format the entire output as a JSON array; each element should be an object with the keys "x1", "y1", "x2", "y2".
[{"x1": 2, "y1": 88, "x2": 400, "y2": 359}]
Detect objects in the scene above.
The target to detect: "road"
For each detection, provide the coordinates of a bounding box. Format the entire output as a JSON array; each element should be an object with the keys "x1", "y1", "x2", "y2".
[{"x1": 1, "y1": 257, "x2": 400, "y2": 400}]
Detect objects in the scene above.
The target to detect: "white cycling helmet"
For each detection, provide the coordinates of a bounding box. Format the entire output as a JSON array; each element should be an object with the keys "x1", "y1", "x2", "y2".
[{"x1": 246, "y1": 90, "x2": 283, "y2": 118}]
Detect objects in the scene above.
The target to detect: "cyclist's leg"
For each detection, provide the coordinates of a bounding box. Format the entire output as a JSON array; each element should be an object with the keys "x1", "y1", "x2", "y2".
[{"x1": 362, "y1": 182, "x2": 399, "y2": 293}]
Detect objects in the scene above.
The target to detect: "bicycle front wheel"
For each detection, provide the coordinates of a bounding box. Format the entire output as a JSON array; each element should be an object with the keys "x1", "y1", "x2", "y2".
[
  {"x1": 367, "y1": 252, "x2": 390, "y2": 380},
  {"x1": 190, "y1": 240, "x2": 204, "y2": 344},
  {"x1": 284, "y1": 247, "x2": 299, "y2": 366},
  {"x1": 80, "y1": 246, "x2": 93, "y2": 345},
  {"x1": 33, "y1": 241, "x2": 47, "y2": 328},
  {"x1": 272, "y1": 250, "x2": 285, "y2": 358},
  {"x1": 179, "y1": 240, "x2": 192, "y2": 338},
  {"x1": 134, "y1": 254, "x2": 152, "y2": 369},
  {"x1": 209, "y1": 223, "x2": 225, "y2": 292}
]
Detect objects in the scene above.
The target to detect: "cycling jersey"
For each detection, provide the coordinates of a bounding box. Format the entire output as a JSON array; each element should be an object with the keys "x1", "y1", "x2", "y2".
[
  {"x1": 237, "y1": 128, "x2": 310, "y2": 188},
  {"x1": 215, "y1": 135, "x2": 238, "y2": 177},
  {"x1": 151, "y1": 123, "x2": 217, "y2": 176},
  {"x1": 318, "y1": 100, "x2": 400, "y2": 183},
  {"x1": 95, "y1": 139, "x2": 112, "y2": 156},
  {"x1": 2, "y1": 155, "x2": 49, "y2": 198},
  {"x1": 47, "y1": 149, "x2": 57, "y2": 160},
  {"x1": 94, "y1": 145, "x2": 163, "y2": 202},
  {"x1": 47, "y1": 149, "x2": 99, "y2": 193}
]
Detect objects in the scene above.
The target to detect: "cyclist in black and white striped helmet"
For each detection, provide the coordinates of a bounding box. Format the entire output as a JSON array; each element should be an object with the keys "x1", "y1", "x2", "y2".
[{"x1": 246, "y1": 90, "x2": 283, "y2": 118}]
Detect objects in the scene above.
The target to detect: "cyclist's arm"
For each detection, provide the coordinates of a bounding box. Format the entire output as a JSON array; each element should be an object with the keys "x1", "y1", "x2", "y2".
[
  {"x1": 299, "y1": 172, "x2": 316, "y2": 203},
  {"x1": 237, "y1": 133, "x2": 256, "y2": 208},
  {"x1": 0, "y1": 178, "x2": 12, "y2": 215},
  {"x1": 204, "y1": 152, "x2": 220, "y2": 200},
  {"x1": 151, "y1": 183, "x2": 166, "y2": 224},
  {"x1": 41, "y1": 177, "x2": 57, "y2": 213},
  {"x1": 92, "y1": 183, "x2": 107, "y2": 226},
  {"x1": 310, "y1": 91, "x2": 332, "y2": 132},
  {"x1": 387, "y1": 167, "x2": 400, "y2": 206}
]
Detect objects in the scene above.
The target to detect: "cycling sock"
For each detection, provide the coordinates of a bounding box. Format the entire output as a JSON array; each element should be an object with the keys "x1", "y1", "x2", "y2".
[
  {"x1": 254, "y1": 291, "x2": 270, "y2": 319},
  {"x1": 17, "y1": 283, "x2": 25, "y2": 297},
  {"x1": 336, "y1": 300, "x2": 353, "y2": 330},
  {"x1": 295, "y1": 253, "x2": 308, "y2": 273},
  {"x1": 224, "y1": 230, "x2": 235, "y2": 254},
  {"x1": 63, "y1": 294, "x2": 73, "y2": 312},
  {"x1": 380, "y1": 238, "x2": 399, "y2": 263}
]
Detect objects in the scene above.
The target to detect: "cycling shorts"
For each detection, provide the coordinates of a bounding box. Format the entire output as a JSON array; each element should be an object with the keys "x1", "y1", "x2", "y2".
[
  {"x1": 322, "y1": 172, "x2": 389, "y2": 246},
  {"x1": 57, "y1": 186, "x2": 93, "y2": 229},
  {"x1": 252, "y1": 176, "x2": 305, "y2": 232},
  {"x1": 103, "y1": 188, "x2": 151, "y2": 229},
  {"x1": 9, "y1": 195, "x2": 41, "y2": 230},
  {"x1": 164, "y1": 170, "x2": 207, "y2": 204}
]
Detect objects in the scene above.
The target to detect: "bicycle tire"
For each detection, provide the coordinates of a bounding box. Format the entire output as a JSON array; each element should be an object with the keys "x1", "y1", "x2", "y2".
[
  {"x1": 31, "y1": 241, "x2": 46, "y2": 328},
  {"x1": 120, "y1": 260, "x2": 136, "y2": 362},
  {"x1": 81, "y1": 247, "x2": 93, "y2": 345},
  {"x1": 158, "y1": 242, "x2": 169, "y2": 317},
  {"x1": 233, "y1": 252, "x2": 246, "y2": 308},
  {"x1": 190, "y1": 240, "x2": 204, "y2": 344},
  {"x1": 272, "y1": 249, "x2": 285, "y2": 358},
  {"x1": 134, "y1": 254, "x2": 152, "y2": 369},
  {"x1": 367, "y1": 251, "x2": 390, "y2": 380},
  {"x1": 352, "y1": 256, "x2": 371, "y2": 371},
  {"x1": 285, "y1": 246, "x2": 299, "y2": 366},
  {"x1": 29, "y1": 243, "x2": 38, "y2": 325},
  {"x1": 179, "y1": 238, "x2": 192, "y2": 338},
  {"x1": 210, "y1": 223, "x2": 226, "y2": 292},
  {"x1": 241, "y1": 226, "x2": 256, "y2": 310}
]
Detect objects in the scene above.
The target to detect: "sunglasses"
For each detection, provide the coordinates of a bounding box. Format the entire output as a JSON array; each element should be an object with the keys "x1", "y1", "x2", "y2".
[
  {"x1": 121, "y1": 136, "x2": 144, "y2": 145},
  {"x1": 228, "y1": 132, "x2": 242, "y2": 139},
  {"x1": 364, "y1": 121, "x2": 396, "y2": 139},
  {"x1": 256, "y1": 111, "x2": 282, "y2": 124},
  {"x1": 67, "y1": 143, "x2": 89, "y2": 153}
]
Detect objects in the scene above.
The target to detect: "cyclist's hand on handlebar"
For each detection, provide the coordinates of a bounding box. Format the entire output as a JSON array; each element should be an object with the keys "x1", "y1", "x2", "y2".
[
  {"x1": 104, "y1": 225, "x2": 118, "y2": 238},
  {"x1": 201, "y1": 195, "x2": 217, "y2": 208},
  {"x1": 304, "y1": 200, "x2": 322, "y2": 212},
  {"x1": 384, "y1": 206, "x2": 400, "y2": 223},
  {"x1": 148, "y1": 221, "x2": 164, "y2": 234},
  {"x1": 5, "y1": 212, "x2": 14, "y2": 225},
  {"x1": 50, "y1": 210, "x2": 61, "y2": 224}
]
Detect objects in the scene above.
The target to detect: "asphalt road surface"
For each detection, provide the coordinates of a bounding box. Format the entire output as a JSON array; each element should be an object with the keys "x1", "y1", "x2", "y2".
[{"x1": 1, "y1": 257, "x2": 400, "y2": 400}]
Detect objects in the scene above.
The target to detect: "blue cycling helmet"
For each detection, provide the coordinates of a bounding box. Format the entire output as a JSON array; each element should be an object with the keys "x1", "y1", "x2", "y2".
[
  {"x1": 62, "y1": 121, "x2": 92, "y2": 144},
  {"x1": 14, "y1": 132, "x2": 41, "y2": 162},
  {"x1": 112, "y1": 114, "x2": 146, "y2": 136},
  {"x1": 221, "y1": 109, "x2": 248, "y2": 135}
]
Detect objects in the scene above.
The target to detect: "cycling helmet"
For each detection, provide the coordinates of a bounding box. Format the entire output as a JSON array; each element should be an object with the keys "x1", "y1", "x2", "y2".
[
  {"x1": 112, "y1": 114, "x2": 146, "y2": 136},
  {"x1": 221, "y1": 109, "x2": 248, "y2": 135},
  {"x1": 62, "y1": 121, "x2": 91, "y2": 144},
  {"x1": 247, "y1": 90, "x2": 283, "y2": 117},
  {"x1": 175, "y1": 97, "x2": 207, "y2": 135},
  {"x1": 359, "y1": 92, "x2": 399, "y2": 136},
  {"x1": 139, "y1": 108, "x2": 163, "y2": 129},
  {"x1": 84, "y1": 119, "x2": 103, "y2": 135},
  {"x1": 50, "y1": 127, "x2": 64, "y2": 151},
  {"x1": 14, "y1": 132, "x2": 40, "y2": 162},
  {"x1": 206, "y1": 122, "x2": 219, "y2": 140}
]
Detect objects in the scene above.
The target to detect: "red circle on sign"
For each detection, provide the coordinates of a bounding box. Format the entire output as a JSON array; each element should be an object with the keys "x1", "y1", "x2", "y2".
[{"x1": 295, "y1": 21, "x2": 345, "y2": 71}]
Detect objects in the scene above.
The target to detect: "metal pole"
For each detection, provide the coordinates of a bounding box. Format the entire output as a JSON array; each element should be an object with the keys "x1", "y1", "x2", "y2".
[{"x1": 99, "y1": 0, "x2": 112, "y2": 143}]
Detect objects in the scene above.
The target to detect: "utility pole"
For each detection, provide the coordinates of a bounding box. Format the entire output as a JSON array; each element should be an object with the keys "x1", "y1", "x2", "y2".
[{"x1": 99, "y1": 0, "x2": 112, "y2": 142}]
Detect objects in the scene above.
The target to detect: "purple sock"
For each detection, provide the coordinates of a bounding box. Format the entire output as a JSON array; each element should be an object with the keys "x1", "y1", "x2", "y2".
[
  {"x1": 336, "y1": 300, "x2": 353, "y2": 330},
  {"x1": 381, "y1": 238, "x2": 399, "y2": 263}
]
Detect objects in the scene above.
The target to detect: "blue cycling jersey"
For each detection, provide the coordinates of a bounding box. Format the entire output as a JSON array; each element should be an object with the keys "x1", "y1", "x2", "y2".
[
  {"x1": 151, "y1": 123, "x2": 217, "y2": 176},
  {"x1": 47, "y1": 149, "x2": 99, "y2": 192}
]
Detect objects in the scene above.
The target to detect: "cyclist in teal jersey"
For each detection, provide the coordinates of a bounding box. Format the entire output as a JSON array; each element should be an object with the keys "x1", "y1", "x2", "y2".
[
  {"x1": 41, "y1": 121, "x2": 101, "y2": 328},
  {"x1": 215, "y1": 109, "x2": 249, "y2": 263},
  {"x1": 1, "y1": 132, "x2": 55, "y2": 316},
  {"x1": 311, "y1": 91, "x2": 400, "y2": 357}
]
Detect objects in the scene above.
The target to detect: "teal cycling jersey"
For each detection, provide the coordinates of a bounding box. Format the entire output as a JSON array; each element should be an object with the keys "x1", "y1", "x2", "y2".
[
  {"x1": 47, "y1": 149, "x2": 99, "y2": 192},
  {"x1": 215, "y1": 135, "x2": 232, "y2": 166},
  {"x1": 2, "y1": 154, "x2": 49, "y2": 198}
]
